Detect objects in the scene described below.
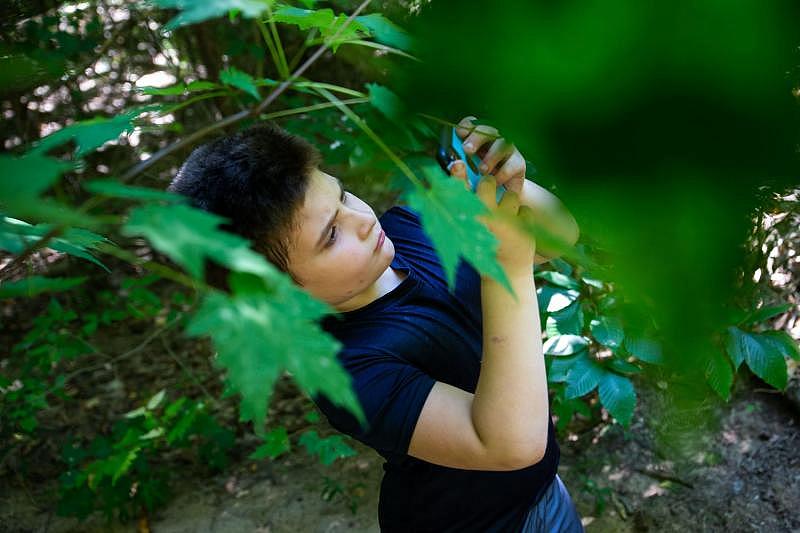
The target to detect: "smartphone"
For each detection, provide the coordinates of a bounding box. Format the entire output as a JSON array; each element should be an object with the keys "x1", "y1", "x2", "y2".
[{"x1": 436, "y1": 125, "x2": 505, "y2": 202}]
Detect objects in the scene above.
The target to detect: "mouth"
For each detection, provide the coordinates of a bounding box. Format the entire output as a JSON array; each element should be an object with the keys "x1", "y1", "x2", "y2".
[{"x1": 374, "y1": 228, "x2": 385, "y2": 251}]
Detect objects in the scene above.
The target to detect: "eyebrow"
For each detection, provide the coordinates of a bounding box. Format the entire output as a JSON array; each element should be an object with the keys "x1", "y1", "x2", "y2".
[{"x1": 315, "y1": 177, "x2": 345, "y2": 251}]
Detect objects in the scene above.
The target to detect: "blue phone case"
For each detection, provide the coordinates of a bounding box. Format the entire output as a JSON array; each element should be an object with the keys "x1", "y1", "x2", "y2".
[{"x1": 444, "y1": 127, "x2": 506, "y2": 203}]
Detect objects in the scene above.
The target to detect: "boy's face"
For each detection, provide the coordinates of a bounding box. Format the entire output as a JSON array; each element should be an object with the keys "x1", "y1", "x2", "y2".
[{"x1": 286, "y1": 168, "x2": 396, "y2": 311}]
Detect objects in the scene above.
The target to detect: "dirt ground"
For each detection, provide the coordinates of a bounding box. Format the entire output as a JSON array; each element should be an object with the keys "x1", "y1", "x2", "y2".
[{"x1": 2, "y1": 369, "x2": 799, "y2": 533}]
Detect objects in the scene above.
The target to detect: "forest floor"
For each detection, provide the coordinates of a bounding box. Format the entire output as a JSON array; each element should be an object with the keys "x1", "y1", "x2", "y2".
[{"x1": 2, "y1": 370, "x2": 799, "y2": 533}]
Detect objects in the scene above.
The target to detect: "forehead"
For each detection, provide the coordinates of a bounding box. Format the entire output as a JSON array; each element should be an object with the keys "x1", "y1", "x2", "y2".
[{"x1": 291, "y1": 168, "x2": 339, "y2": 255}]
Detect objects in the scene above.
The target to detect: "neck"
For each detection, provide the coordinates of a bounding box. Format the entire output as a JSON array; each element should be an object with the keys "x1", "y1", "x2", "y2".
[{"x1": 334, "y1": 266, "x2": 406, "y2": 313}]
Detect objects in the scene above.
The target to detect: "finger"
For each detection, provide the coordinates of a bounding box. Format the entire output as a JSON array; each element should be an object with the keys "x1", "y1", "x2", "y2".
[
  {"x1": 493, "y1": 150, "x2": 527, "y2": 194},
  {"x1": 497, "y1": 188, "x2": 520, "y2": 215},
  {"x1": 476, "y1": 175, "x2": 497, "y2": 209},
  {"x1": 447, "y1": 159, "x2": 471, "y2": 190},
  {"x1": 478, "y1": 138, "x2": 513, "y2": 175},
  {"x1": 455, "y1": 116, "x2": 478, "y2": 140},
  {"x1": 462, "y1": 124, "x2": 499, "y2": 156}
]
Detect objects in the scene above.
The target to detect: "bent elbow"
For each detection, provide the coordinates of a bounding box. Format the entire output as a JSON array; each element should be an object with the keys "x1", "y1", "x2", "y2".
[{"x1": 503, "y1": 443, "x2": 547, "y2": 470}]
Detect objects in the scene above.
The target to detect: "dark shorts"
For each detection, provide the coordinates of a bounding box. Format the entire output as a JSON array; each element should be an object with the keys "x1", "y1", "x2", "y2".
[{"x1": 520, "y1": 475, "x2": 584, "y2": 532}]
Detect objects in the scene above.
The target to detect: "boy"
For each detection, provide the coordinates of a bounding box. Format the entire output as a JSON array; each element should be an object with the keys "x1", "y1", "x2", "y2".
[{"x1": 168, "y1": 116, "x2": 583, "y2": 532}]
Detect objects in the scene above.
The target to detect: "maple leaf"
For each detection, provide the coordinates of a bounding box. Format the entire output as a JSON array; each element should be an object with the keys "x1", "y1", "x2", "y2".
[{"x1": 403, "y1": 160, "x2": 512, "y2": 293}]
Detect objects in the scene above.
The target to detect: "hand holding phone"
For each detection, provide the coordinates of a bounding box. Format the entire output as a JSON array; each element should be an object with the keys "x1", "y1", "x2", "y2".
[{"x1": 436, "y1": 126, "x2": 506, "y2": 203}]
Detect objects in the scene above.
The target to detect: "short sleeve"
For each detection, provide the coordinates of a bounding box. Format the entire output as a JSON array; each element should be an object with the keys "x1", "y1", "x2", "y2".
[{"x1": 312, "y1": 350, "x2": 436, "y2": 456}]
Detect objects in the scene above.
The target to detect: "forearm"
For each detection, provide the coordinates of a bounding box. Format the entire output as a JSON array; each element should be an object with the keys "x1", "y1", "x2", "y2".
[
  {"x1": 472, "y1": 272, "x2": 549, "y2": 464},
  {"x1": 520, "y1": 178, "x2": 580, "y2": 259}
]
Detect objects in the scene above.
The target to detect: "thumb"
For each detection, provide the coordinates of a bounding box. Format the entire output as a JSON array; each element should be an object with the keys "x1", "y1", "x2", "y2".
[{"x1": 447, "y1": 159, "x2": 471, "y2": 191}]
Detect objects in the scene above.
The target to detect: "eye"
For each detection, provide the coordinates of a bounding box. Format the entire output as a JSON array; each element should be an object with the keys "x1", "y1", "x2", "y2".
[{"x1": 326, "y1": 226, "x2": 337, "y2": 247}]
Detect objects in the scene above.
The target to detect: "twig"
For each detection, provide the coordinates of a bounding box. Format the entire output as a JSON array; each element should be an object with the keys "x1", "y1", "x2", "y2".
[
  {"x1": 160, "y1": 334, "x2": 216, "y2": 404},
  {"x1": 633, "y1": 467, "x2": 694, "y2": 488},
  {"x1": 55, "y1": 317, "x2": 181, "y2": 391}
]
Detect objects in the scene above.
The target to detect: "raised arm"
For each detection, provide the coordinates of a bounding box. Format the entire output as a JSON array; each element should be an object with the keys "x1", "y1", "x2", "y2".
[
  {"x1": 452, "y1": 116, "x2": 580, "y2": 263},
  {"x1": 407, "y1": 175, "x2": 548, "y2": 471}
]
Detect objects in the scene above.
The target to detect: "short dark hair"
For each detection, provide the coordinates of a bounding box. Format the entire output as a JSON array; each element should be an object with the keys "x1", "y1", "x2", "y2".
[{"x1": 168, "y1": 122, "x2": 322, "y2": 288}]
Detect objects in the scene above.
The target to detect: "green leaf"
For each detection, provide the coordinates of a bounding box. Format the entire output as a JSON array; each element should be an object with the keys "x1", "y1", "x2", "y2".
[
  {"x1": 597, "y1": 372, "x2": 636, "y2": 427},
  {"x1": 138, "y1": 80, "x2": 220, "y2": 95},
  {"x1": 33, "y1": 108, "x2": 151, "y2": 157},
  {"x1": 355, "y1": 13, "x2": 414, "y2": 52},
  {"x1": 726, "y1": 327, "x2": 788, "y2": 389},
  {"x1": 0, "y1": 217, "x2": 110, "y2": 271},
  {"x1": 547, "y1": 354, "x2": 578, "y2": 383},
  {"x1": 535, "y1": 270, "x2": 580, "y2": 290},
  {"x1": 403, "y1": 166, "x2": 512, "y2": 294},
  {"x1": 0, "y1": 153, "x2": 72, "y2": 200},
  {"x1": 545, "y1": 300, "x2": 584, "y2": 336},
  {"x1": 537, "y1": 285, "x2": 580, "y2": 313},
  {"x1": 85, "y1": 180, "x2": 187, "y2": 203},
  {"x1": 108, "y1": 448, "x2": 139, "y2": 486},
  {"x1": 590, "y1": 316, "x2": 624, "y2": 349},
  {"x1": 607, "y1": 358, "x2": 641, "y2": 375},
  {"x1": 0, "y1": 276, "x2": 87, "y2": 299},
  {"x1": 624, "y1": 336, "x2": 663, "y2": 365},
  {"x1": 759, "y1": 330, "x2": 800, "y2": 361},
  {"x1": 740, "y1": 303, "x2": 793, "y2": 325},
  {"x1": 543, "y1": 334, "x2": 589, "y2": 356},
  {"x1": 706, "y1": 351, "x2": 734, "y2": 401},
  {"x1": 147, "y1": 389, "x2": 166, "y2": 410},
  {"x1": 185, "y1": 272, "x2": 364, "y2": 431},
  {"x1": 151, "y1": 0, "x2": 271, "y2": 30},
  {"x1": 219, "y1": 67, "x2": 260, "y2": 100},
  {"x1": 298, "y1": 430, "x2": 356, "y2": 466},
  {"x1": 122, "y1": 203, "x2": 274, "y2": 280},
  {"x1": 367, "y1": 83, "x2": 405, "y2": 123},
  {"x1": 249, "y1": 427, "x2": 290, "y2": 460},
  {"x1": 273, "y1": 6, "x2": 368, "y2": 52},
  {"x1": 565, "y1": 353, "x2": 605, "y2": 399}
]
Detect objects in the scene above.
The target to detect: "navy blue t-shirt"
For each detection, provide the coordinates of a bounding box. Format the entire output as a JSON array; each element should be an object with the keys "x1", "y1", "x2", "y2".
[{"x1": 314, "y1": 205, "x2": 559, "y2": 533}]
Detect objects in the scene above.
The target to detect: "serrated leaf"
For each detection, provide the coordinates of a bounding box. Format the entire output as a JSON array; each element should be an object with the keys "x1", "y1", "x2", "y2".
[
  {"x1": 185, "y1": 272, "x2": 364, "y2": 431},
  {"x1": 403, "y1": 167, "x2": 512, "y2": 294},
  {"x1": 624, "y1": 336, "x2": 663, "y2": 365},
  {"x1": 298, "y1": 430, "x2": 356, "y2": 466},
  {"x1": 33, "y1": 108, "x2": 152, "y2": 157},
  {"x1": 537, "y1": 285, "x2": 580, "y2": 313},
  {"x1": 219, "y1": 67, "x2": 260, "y2": 100},
  {"x1": 0, "y1": 217, "x2": 110, "y2": 271},
  {"x1": 273, "y1": 6, "x2": 368, "y2": 52},
  {"x1": 545, "y1": 300, "x2": 584, "y2": 336},
  {"x1": 590, "y1": 316, "x2": 624, "y2": 349},
  {"x1": 741, "y1": 303, "x2": 793, "y2": 325},
  {"x1": 85, "y1": 179, "x2": 187, "y2": 203},
  {"x1": 0, "y1": 276, "x2": 87, "y2": 299},
  {"x1": 249, "y1": 427, "x2": 290, "y2": 459},
  {"x1": 535, "y1": 270, "x2": 580, "y2": 290},
  {"x1": 597, "y1": 372, "x2": 636, "y2": 427},
  {"x1": 726, "y1": 327, "x2": 788, "y2": 389},
  {"x1": 122, "y1": 203, "x2": 275, "y2": 281},
  {"x1": 355, "y1": 13, "x2": 414, "y2": 52},
  {"x1": 543, "y1": 334, "x2": 588, "y2": 356},
  {"x1": 152, "y1": 0, "x2": 271, "y2": 30},
  {"x1": 547, "y1": 354, "x2": 578, "y2": 383},
  {"x1": 706, "y1": 351, "x2": 734, "y2": 401},
  {"x1": 759, "y1": 330, "x2": 800, "y2": 361},
  {"x1": 565, "y1": 353, "x2": 605, "y2": 399}
]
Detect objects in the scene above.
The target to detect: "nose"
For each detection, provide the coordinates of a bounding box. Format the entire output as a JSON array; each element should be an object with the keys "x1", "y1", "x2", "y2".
[{"x1": 343, "y1": 203, "x2": 375, "y2": 240}]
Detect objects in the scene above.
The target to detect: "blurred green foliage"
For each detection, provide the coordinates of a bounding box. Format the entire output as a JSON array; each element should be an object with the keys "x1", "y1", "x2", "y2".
[{"x1": 1, "y1": 0, "x2": 798, "y2": 524}]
